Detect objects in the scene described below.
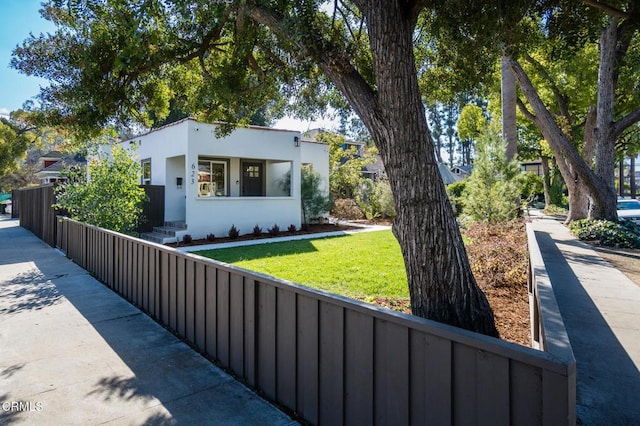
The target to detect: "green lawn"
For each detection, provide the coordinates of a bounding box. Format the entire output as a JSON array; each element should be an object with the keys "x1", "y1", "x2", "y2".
[{"x1": 195, "y1": 230, "x2": 409, "y2": 298}]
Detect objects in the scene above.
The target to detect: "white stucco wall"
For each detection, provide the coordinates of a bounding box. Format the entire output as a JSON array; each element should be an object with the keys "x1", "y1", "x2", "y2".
[
  {"x1": 301, "y1": 139, "x2": 330, "y2": 195},
  {"x1": 122, "y1": 119, "x2": 318, "y2": 239}
]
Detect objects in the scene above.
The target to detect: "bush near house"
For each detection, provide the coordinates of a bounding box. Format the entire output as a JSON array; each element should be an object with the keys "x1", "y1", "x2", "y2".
[{"x1": 55, "y1": 145, "x2": 146, "y2": 235}]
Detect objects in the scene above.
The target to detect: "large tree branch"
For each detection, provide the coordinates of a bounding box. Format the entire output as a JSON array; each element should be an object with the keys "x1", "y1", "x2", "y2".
[
  {"x1": 508, "y1": 57, "x2": 602, "y2": 194},
  {"x1": 583, "y1": 0, "x2": 629, "y2": 18},
  {"x1": 516, "y1": 97, "x2": 537, "y2": 123},
  {"x1": 244, "y1": 3, "x2": 379, "y2": 126},
  {"x1": 613, "y1": 106, "x2": 640, "y2": 137},
  {"x1": 523, "y1": 53, "x2": 572, "y2": 126}
]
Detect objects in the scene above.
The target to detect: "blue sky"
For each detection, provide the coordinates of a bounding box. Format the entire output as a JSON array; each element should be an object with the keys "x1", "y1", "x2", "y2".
[
  {"x1": 0, "y1": 1, "x2": 335, "y2": 131},
  {"x1": 0, "y1": 1, "x2": 56, "y2": 115}
]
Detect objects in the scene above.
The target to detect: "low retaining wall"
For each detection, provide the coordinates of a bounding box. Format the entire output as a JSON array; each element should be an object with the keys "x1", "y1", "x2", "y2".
[{"x1": 57, "y1": 216, "x2": 576, "y2": 425}]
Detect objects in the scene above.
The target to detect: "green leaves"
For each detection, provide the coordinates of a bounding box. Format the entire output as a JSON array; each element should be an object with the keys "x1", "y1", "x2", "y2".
[{"x1": 55, "y1": 144, "x2": 146, "y2": 234}]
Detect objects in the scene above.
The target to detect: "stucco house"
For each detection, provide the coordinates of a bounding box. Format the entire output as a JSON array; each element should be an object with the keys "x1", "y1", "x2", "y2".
[{"x1": 121, "y1": 118, "x2": 329, "y2": 242}]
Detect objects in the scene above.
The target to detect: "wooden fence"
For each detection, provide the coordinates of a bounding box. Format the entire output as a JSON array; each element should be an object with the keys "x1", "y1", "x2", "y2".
[
  {"x1": 12, "y1": 184, "x2": 165, "y2": 246},
  {"x1": 13, "y1": 185, "x2": 57, "y2": 246},
  {"x1": 56, "y1": 216, "x2": 576, "y2": 425}
]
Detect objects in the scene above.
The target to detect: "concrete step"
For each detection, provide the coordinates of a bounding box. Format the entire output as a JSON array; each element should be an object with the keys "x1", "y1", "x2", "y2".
[
  {"x1": 164, "y1": 221, "x2": 187, "y2": 229},
  {"x1": 139, "y1": 232, "x2": 178, "y2": 244},
  {"x1": 153, "y1": 226, "x2": 182, "y2": 236}
]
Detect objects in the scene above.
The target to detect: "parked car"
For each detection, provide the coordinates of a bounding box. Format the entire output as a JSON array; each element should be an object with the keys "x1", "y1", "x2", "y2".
[{"x1": 617, "y1": 199, "x2": 640, "y2": 224}]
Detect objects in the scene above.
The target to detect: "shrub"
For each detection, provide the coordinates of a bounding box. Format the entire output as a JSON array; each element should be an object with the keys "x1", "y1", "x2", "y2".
[
  {"x1": 182, "y1": 234, "x2": 193, "y2": 244},
  {"x1": 206, "y1": 233, "x2": 215, "y2": 242},
  {"x1": 288, "y1": 224, "x2": 297, "y2": 233},
  {"x1": 463, "y1": 220, "x2": 527, "y2": 288},
  {"x1": 543, "y1": 204, "x2": 568, "y2": 216},
  {"x1": 268, "y1": 224, "x2": 280, "y2": 236},
  {"x1": 331, "y1": 198, "x2": 364, "y2": 220},
  {"x1": 373, "y1": 180, "x2": 396, "y2": 218},
  {"x1": 253, "y1": 225, "x2": 263, "y2": 237},
  {"x1": 447, "y1": 180, "x2": 467, "y2": 216},
  {"x1": 568, "y1": 219, "x2": 640, "y2": 248},
  {"x1": 228, "y1": 225, "x2": 240, "y2": 239},
  {"x1": 462, "y1": 124, "x2": 521, "y2": 223}
]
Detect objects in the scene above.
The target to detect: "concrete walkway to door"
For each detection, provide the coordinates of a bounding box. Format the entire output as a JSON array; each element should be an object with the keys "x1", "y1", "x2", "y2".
[
  {"x1": 0, "y1": 216, "x2": 297, "y2": 425},
  {"x1": 529, "y1": 214, "x2": 640, "y2": 425}
]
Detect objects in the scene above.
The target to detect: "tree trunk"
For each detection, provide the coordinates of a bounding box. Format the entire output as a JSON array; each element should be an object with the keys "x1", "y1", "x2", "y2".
[
  {"x1": 359, "y1": 3, "x2": 498, "y2": 336},
  {"x1": 541, "y1": 156, "x2": 552, "y2": 207},
  {"x1": 508, "y1": 57, "x2": 606, "y2": 222},
  {"x1": 619, "y1": 160, "x2": 625, "y2": 196},
  {"x1": 590, "y1": 18, "x2": 619, "y2": 220},
  {"x1": 501, "y1": 54, "x2": 518, "y2": 161},
  {"x1": 631, "y1": 156, "x2": 636, "y2": 198},
  {"x1": 250, "y1": 1, "x2": 498, "y2": 336}
]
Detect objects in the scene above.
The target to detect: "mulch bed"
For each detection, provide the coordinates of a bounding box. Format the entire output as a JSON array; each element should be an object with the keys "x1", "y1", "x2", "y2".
[{"x1": 166, "y1": 222, "x2": 360, "y2": 248}]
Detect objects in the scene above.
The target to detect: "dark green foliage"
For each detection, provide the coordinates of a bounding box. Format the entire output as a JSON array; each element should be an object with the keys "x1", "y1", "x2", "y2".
[
  {"x1": 300, "y1": 166, "x2": 332, "y2": 224},
  {"x1": 517, "y1": 172, "x2": 544, "y2": 201},
  {"x1": 288, "y1": 224, "x2": 297, "y2": 233},
  {"x1": 253, "y1": 224, "x2": 263, "y2": 237},
  {"x1": 446, "y1": 180, "x2": 467, "y2": 216},
  {"x1": 182, "y1": 234, "x2": 192, "y2": 244},
  {"x1": 569, "y1": 219, "x2": 640, "y2": 248},
  {"x1": 228, "y1": 225, "x2": 239, "y2": 239},
  {"x1": 462, "y1": 125, "x2": 521, "y2": 223},
  {"x1": 268, "y1": 224, "x2": 280, "y2": 236},
  {"x1": 206, "y1": 233, "x2": 215, "y2": 242}
]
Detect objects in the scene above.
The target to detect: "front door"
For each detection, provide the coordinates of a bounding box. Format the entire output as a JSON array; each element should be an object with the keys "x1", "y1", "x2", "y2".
[{"x1": 242, "y1": 161, "x2": 264, "y2": 196}]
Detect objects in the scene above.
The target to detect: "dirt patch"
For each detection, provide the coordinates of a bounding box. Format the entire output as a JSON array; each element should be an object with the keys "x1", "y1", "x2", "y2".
[{"x1": 589, "y1": 245, "x2": 640, "y2": 288}]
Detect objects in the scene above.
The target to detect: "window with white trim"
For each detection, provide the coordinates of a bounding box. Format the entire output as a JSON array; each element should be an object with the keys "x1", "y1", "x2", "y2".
[
  {"x1": 198, "y1": 159, "x2": 227, "y2": 197},
  {"x1": 141, "y1": 159, "x2": 151, "y2": 185}
]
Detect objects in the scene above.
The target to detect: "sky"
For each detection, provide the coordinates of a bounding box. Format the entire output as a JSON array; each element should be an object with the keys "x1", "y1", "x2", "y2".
[{"x1": 0, "y1": 1, "x2": 336, "y2": 132}]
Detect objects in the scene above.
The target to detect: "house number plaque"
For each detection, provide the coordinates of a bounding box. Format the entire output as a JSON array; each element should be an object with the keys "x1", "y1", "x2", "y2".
[{"x1": 191, "y1": 163, "x2": 196, "y2": 184}]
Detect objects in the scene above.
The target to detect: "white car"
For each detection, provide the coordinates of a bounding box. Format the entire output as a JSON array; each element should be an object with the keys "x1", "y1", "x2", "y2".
[{"x1": 617, "y1": 199, "x2": 640, "y2": 224}]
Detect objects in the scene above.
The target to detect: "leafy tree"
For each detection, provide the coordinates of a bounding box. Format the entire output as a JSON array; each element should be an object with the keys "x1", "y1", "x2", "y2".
[
  {"x1": 55, "y1": 144, "x2": 146, "y2": 234},
  {"x1": 463, "y1": 124, "x2": 521, "y2": 223},
  {"x1": 12, "y1": 0, "x2": 505, "y2": 335},
  {"x1": 456, "y1": 104, "x2": 486, "y2": 165},
  {"x1": 506, "y1": 1, "x2": 640, "y2": 222},
  {"x1": 300, "y1": 165, "x2": 332, "y2": 225},
  {"x1": 323, "y1": 132, "x2": 377, "y2": 199},
  {"x1": 0, "y1": 111, "x2": 41, "y2": 180}
]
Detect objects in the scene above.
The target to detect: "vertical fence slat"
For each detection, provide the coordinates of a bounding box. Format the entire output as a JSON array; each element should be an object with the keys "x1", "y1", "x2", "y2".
[
  {"x1": 243, "y1": 278, "x2": 257, "y2": 386},
  {"x1": 205, "y1": 265, "x2": 218, "y2": 358},
  {"x1": 257, "y1": 283, "x2": 277, "y2": 400},
  {"x1": 185, "y1": 259, "x2": 196, "y2": 344},
  {"x1": 510, "y1": 361, "x2": 543, "y2": 426},
  {"x1": 344, "y1": 309, "x2": 374, "y2": 425},
  {"x1": 319, "y1": 301, "x2": 344, "y2": 426},
  {"x1": 177, "y1": 257, "x2": 186, "y2": 336},
  {"x1": 229, "y1": 273, "x2": 245, "y2": 376},
  {"x1": 276, "y1": 288, "x2": 297, "y2": 410},
  {"x1": 217, "y1": 269, "x2": 230, "y2": 367},
  {"x1": 297, "y1": 295, "x2": 319, "y2": 424},
  {"x1": 194, "y1": 262, "x2": 206, "y2": 351},
  {"x1": 410, "y1": 331, "x2": 452, "y2": 425},
  {"x1": 374, "y1": 320, "x2": 409, "y2": 425}
]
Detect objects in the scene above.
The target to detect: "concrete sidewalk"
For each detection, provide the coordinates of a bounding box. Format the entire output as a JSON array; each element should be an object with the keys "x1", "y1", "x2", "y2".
[
  {"x1": 530, "y1": 215, "x2": 640, "y2": 425},
  {"x1": 0, "y1": 217, "x2": 297, "y2": 425}
]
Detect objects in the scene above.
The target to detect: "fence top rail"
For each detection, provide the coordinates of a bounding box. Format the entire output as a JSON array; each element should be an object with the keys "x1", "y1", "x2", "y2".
[
  {"x1": 58, "y1": 216, "x2": 573, "y2": 375},
  {"x1": 15, "y1": 184, "x2": 55, "y2": 191},
  {"x1": 526, "y1": 223, "x2": 576, "y2": 370}
]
